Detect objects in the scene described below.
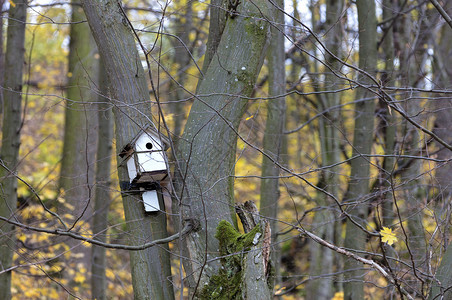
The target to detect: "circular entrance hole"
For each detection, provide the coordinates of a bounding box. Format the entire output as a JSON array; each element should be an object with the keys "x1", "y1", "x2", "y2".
[{"x1": 145, "y1": 142, "x2": 153, "y2": 150}]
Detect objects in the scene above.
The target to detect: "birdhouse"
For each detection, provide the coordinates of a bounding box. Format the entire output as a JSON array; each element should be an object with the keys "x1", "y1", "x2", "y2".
[
  {"x1": 142, "y1": 190, "x2": 161, "y2": 212},
  {"x1": 120, "y1": 126, "x2": 170, "y2": 185}
]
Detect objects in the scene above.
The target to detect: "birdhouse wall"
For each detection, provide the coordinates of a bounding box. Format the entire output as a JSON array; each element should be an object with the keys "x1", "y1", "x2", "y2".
[{"x1": 126, "y1": 131, "x2": 169, "y2": 183}]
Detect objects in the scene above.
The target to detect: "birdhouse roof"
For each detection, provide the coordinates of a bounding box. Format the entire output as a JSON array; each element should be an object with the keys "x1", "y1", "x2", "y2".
[{"x1": 119, "y1": 124, "x2": 170, "y2": 158}]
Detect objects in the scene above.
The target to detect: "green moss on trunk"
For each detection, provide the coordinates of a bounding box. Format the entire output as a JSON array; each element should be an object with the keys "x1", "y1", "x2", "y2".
[{"x1": 199, "y1": 220, "x2": 262, "y2": 299}]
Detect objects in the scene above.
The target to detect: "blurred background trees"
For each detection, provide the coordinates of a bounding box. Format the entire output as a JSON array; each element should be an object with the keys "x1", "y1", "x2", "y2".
[{"x1": 1, "y1": 0, "x2": 452, "y2": 299}]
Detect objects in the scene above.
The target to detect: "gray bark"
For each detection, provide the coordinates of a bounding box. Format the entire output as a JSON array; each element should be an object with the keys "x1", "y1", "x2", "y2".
[
  {"x1": 428, "y1": 242, "x2": 452, "y2": 300},
  {"x1": 259, "y1": 0, "x2": 286, "y2": 289},
  {"x1": 91, "y1": 60, "x2": 113, "y2": 300},
  {"x1": 307, "y1": 1, "x2": 344, "y2": 299},
  {"x1": 59, "y1": 3, "x2": 98, "y2": 282},
  {"x1": 0, "y1": 0, "x2": 27, "y2": 298},
  {"x1": 396, "y1": 5, "x2": 436, "y2": 284},
  {"x1": 380, "y1": 0, "x2": 397, "y2": 227},
  {"x1": 0, "y1": 0, "x2": 5, "y2": 115},
  {"x1": 59, "y1": 1, "x2": 98, "y2": 218},
  {"x1": 343, "y1": 1, "x2": 377, "y2": 299},
  {"x1": 169, "y1": 1, "x2": 192, "y2": 139},
  {"x1": 201, "y1": 0, "x2": 228, "y2": 75},
  {"x1": 80, "y1": 1, "x2": 174, "y2": 299},
  {"x1": 173, "y1": 0, "x2": 272, "y2": 296},
  {"x1": 428, "y1": 4, "x2": 452, "y2": 298}
]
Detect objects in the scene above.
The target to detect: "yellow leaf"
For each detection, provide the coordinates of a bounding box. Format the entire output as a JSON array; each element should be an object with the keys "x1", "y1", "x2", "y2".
[
  {"x1": 380, "y1": 226, "x2": 398, "y2": 245},
  {"x1": 38, "y1": 234, "x2": 48, "y2": 242},
  {"x1": 17, "y1": 234, "x2": 26, "y2": 243},
  {"x1": 49, "y1": 289, "x2": 60, "y2": 299},
  {"x1": 64, "y1": 202, "x2": 75, "y2": 210},
  {"x1": 245, "y1": 115, "x2": 254, "y2": 121},
  {"x1": 274, "y1": 285, "x2": 286, "y2": 296},
  {"x1": 106, "y1": 269, "x2": 115, "y2": 280},
  {"x1": 74, "y1": 272, "x2": 86, "y2": 283},
  {"x1": 9, "y1": 0, "x2": 16, "y2": 7},
  {"x1": 332, "y1": 291, "x2": 344, "y2": 300}
]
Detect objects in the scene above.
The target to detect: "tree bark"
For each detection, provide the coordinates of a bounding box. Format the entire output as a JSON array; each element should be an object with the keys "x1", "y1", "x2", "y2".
[
  {"x1": 343, "y1": 1, "x2": 377, "y2": 299},
  {"x1": 91, "y1": 59, "x2": 113, "y2": 300},
  {"x1": 59, "y1": 0, "x2": 98, "y2": 216},
  {"x1": 201, "y1": 0, "x2": 228, "y2": 76},
  {"x1": 395, "y1": 5, "x2": 437, "y2": 287},
  {"x1": 59, "y1": 2, "x2": 98, "y2": 283},
  {"x1": 428, "y1": 4, "x2": 452, "y2": 298},
  {"x1": 307, "y1": 1, "x2": 344, "y2": 299},
  {"x1": 428, "y1": 242, "x2": 452, "y2": 300},
  {"x1": 259, "y1": 0, "x2": 286, "y2": 289},
  {"x1": 0, "y1": 0, "x2": 27, "y2": 298},
  {"x1": 80, "y1": 1, "x2": 174, "y2": 299},
  {"x1": 169, "y1": 1, "x2": 193, "y2": 139},
  {"x1": 380, "y1": 0, "x2": 397, "y2": 228},
  {"x1": 173, "y1": 0, "x2": 272, "y2": 295},
  {"x1": 0, "y1": 0, "x2": 5, "y2": 115}
]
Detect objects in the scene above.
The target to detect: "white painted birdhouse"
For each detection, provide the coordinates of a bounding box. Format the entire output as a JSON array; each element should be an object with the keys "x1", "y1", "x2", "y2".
[
  {"x1": 142, "y1": 190, "x2": 160, "y2": 212},
  {"x1": 120, "y1": 126, "x2": 170, "y2": 184}
]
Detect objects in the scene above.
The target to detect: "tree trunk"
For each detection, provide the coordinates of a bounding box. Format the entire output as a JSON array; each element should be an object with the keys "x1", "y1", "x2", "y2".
[
  {"x1": 380, "y1": 0, "x2": 397, "y2": 228},
  {"x1": 259, "y1": 0, "x2": 286, "y2": 289},
  {"x1": 169, "y1": 1, "x2": 192, "y2": 139},
  {"x1": 428, "y1": 4, "x2": 452, "y2": 298},
  {"x1": 201, "y1": 0, "x2": 228, "y2": 76},
  {"x1": 306, "y1": 1, "x2": 344, "y2": 299},
  {"x1": 80, "y1": 1, "x2": 174, "y2": 299},
  {"x1": 0, "y1": 0, "x2": 6, "y2": 115},
  {"x1": 428, "y1": 242, "x2": 452, "y2": 300},
  {"x1": 59, "y1": 0, "x2": 98, "y2": 219},
  {"x1": 0, "y1": 0, "x2": 27, "y2": 298},
  {"x1": 343, "y1": 1, "x2": 377, "y2": 299},
  {"x1": 59, "y1": 3, "x2": 99, "y2": 287},
  {"x1": 91, "y1": 59, "x2": 113, "y2": 300},
  {"x1": 395, "y1": 6, "x2": 437, "y2": 290},
  {"x1": 173, "y1": 0, "x2": 272, "y2": 296}
]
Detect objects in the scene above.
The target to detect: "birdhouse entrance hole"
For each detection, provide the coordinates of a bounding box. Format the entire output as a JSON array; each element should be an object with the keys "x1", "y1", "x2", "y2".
[{"x1": 120, "y1": 125, "x2": 170, "y2": 185}]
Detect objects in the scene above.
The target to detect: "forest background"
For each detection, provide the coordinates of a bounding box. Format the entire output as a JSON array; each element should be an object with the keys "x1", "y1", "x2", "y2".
[{"x1": 1, "y1": 0, "x2": 452, "y2": 299}]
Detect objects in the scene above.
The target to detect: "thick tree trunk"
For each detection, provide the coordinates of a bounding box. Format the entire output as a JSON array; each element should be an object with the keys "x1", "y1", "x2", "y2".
[
  {"x1": 343, "y1": 1, "x2": 377, "y2": 299},
  {"x1": 428, "y1": 4, "x2": 452, "y2": 298},
  {"x1": 0, "y1": 0, "x2": 27, "y2": 298},
  {"x1": 259, "y1": 0, "x2": 286, "y2": 288},
  {"x1": 173, "y1": 0, "x2": 272, "y2": 296},
  {"x1": 80, "y1": 1, "x2": 174, "y2": 299},
  {"x1": 428, "y1": 242, "x2": 452, "y2": 300},
  {"x1": 91, "y1": 60, "x2": 113, "y2": 300},
  {"x1": 59, "y1": 1, "x2": 98, "y2": 216},
  {"x1": 59, "y1": 2, "x2": 98, "y2": 284}
]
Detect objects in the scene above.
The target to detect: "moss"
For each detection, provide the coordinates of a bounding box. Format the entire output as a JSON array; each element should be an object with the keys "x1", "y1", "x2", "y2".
[
  {"x1": 236, "y1": 70, "x2": 254, "y2": 90},
  {"x1": 244, "y1": 15, "x2": 268, "y2": 51},
  {"x1": 199, "y1": 220, "x2": 262, "y2": 299}
]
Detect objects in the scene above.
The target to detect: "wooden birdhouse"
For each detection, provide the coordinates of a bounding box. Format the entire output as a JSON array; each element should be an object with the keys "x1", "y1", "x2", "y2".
[
  {"x1": 120, "y1": 125, "x2": 170, "y2": 185},
  {"x1": 142, "y1": 190, "x2": 161, "y2": 212}
]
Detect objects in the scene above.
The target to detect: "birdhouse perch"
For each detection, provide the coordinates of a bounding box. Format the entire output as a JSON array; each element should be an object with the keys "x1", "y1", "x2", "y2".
[{"x1": 120, "y1": 125, "x2": 170, "y2": 185}]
